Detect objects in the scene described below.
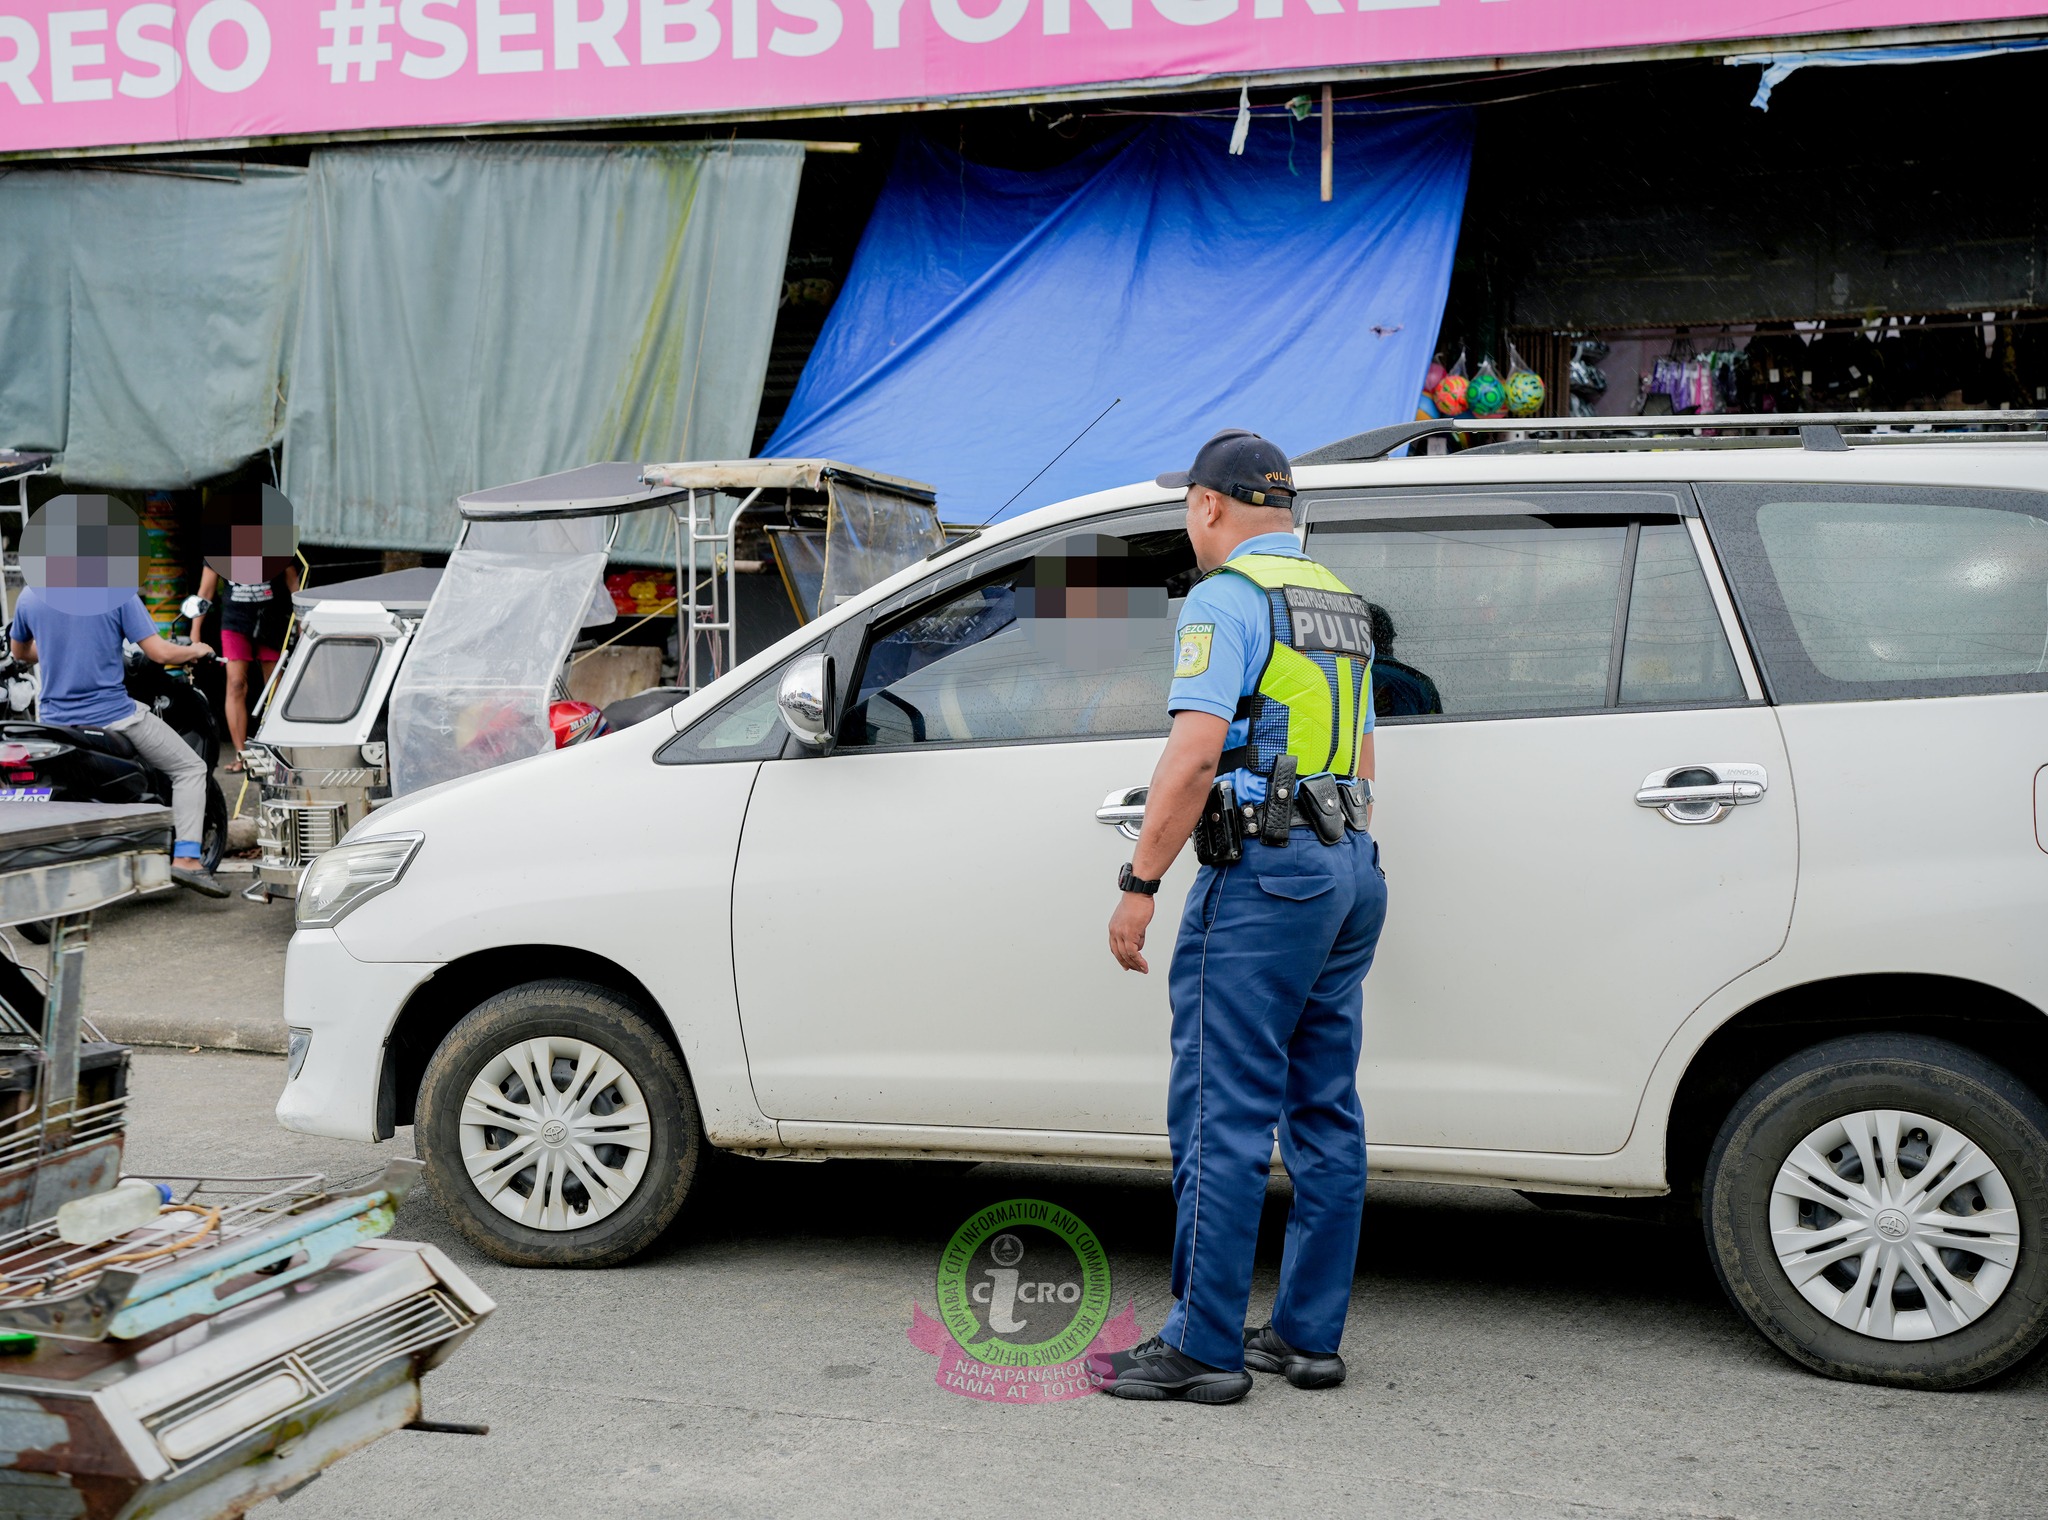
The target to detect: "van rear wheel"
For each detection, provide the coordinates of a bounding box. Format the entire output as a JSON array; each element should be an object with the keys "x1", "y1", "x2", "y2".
[
  {"x1": 1704, "y1": 1034, "x2": 2048, "y2": 1389},
  {"x1": 417, "y1": 980, "x2": 701, "y2": 1267}
]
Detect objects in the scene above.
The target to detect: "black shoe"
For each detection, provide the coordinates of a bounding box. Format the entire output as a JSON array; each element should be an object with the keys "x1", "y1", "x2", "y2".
[
  {"x1": 172, "y1": 865, "x2": 230, "y2": 899},
  {"x1": 1089, "y1": 1335, "x2": 1252, "y2": 1404},
  {"x1": 1243, "y1": 1325, "x2": 1346, "y2": 1389}
]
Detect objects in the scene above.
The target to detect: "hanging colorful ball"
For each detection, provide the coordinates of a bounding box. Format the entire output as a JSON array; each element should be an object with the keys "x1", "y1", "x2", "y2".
[
  {"x1": 1434, "y1": 374, "x2": 1470, "y2": 416},
  {"x1": 1506, "y1": 371, "x2": 1547, "y2": 417},
  {"x1": 1468, "y1": 370, "x2": 1509, "y2": 417},
  {"x1": 1424, "y1": 360, "x2": 1447, "y2": 394},
  {"x1": 1415, "y1": 391, "x2": 1442, "y2": 422}
]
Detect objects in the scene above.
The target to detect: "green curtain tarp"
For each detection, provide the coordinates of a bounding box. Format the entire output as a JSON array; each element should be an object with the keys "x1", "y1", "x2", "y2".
[
  {"x1": 0, "y1": 163, "x2": 307, "y2": 488},
  {"x1": 282, "y1": 140, "x2": 804, "y2": 562}
]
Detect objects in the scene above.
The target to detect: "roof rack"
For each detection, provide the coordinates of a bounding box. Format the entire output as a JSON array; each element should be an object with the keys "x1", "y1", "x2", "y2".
[{"x1": 1292, "y1": 411, "x2": 2048, "y2": 466}]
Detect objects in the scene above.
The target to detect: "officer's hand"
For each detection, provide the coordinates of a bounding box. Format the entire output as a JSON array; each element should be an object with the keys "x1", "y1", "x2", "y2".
[{"x1": 1109, "y1": 892, "x2": 1154, "y2": 974}]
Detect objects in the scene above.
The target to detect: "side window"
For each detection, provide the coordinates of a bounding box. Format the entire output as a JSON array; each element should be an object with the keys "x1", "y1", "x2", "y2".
[
  {"x1": 838, "y1": 525, "x2": 1197, "y2": 748},
  {"x1": 656, "y1": 667, "x2": 787, "y2": 764},
  {"x1": 283, "y1": 638, "x2": 384, "y2": 723},
  {"x1": 1699, "y1": 484, "x2": 2048, "y2": 702},
  {"x1": 1305, "y1": 491, "x2": 1746, "y2": 719},
  {"x1": 1619, "y1": 524, "x2": 1746, "y2": 705}
]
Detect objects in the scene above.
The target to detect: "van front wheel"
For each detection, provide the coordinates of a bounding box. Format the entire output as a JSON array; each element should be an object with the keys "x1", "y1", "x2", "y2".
[{"x1": 417, "y1": 979, "x2": 701, "y2": 1267}]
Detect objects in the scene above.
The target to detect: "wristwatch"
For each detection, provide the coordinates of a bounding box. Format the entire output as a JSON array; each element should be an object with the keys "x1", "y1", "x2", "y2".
[{"x1": 1118, "y1": 863, "x2": 1162, "y2": 896}]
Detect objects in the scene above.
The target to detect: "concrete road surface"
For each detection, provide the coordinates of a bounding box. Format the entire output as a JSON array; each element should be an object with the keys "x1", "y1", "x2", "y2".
[{"x1": 71, "y1": 901, "x2": 2048, "y2": 1519}]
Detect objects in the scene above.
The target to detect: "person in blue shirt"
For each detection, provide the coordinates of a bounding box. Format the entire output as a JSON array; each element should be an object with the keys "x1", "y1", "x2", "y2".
[
  {"x1": 10, "y1": 587, "x2": 226, "y2": 896},
  {"x1": 1093, "y1": 430, "x2": 1388, "y2": 1405}
]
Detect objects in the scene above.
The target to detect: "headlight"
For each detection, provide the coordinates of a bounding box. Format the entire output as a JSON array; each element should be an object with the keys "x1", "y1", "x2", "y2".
[
  {"x1": 242, "y1": 744, "x2": 277, "y2": 781},
  {"x1": 295, "y1": 833, "x2": 422, "y2": 929}
]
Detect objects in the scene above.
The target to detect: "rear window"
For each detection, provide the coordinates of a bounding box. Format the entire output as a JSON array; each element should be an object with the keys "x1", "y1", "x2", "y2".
[
  {"x1": 1698, "y1": 485, "x2": 2048, "y2": 702},
  {"x1": 283, "y1": 638, "x2": 383, "y2": 723}
]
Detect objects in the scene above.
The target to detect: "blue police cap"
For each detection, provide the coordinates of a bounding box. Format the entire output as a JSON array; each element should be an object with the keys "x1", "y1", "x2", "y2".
[{"x1": 1156, "y1": 429, "x2": 1296, "y2": 508}]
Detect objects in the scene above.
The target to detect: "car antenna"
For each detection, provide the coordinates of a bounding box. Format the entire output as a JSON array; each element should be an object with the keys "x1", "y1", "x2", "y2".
[{"x1": 980, "y1": 398, "x2": 1122, "y2": 526}]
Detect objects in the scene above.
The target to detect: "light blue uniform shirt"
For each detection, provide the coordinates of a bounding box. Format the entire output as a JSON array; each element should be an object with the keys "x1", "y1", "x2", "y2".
[{"x1": 1167, "y1": 532, "x2": 1374, "y2": 806}]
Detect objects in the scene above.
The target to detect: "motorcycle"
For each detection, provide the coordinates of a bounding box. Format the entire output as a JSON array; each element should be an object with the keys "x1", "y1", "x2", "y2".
[{"x1": 0, "y1": 636, "x2": 229, "y2": 910}]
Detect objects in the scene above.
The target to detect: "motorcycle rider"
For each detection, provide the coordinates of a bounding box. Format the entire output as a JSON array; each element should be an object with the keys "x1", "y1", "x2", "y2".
[{"x1": 9, "y1": 586, "x2": 226, "y2": 897}]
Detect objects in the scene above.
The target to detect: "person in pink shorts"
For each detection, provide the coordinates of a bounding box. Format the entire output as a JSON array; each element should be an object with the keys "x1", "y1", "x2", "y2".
[{"x1": 190, "y1": 563, "x2": 299, "y2": 765}]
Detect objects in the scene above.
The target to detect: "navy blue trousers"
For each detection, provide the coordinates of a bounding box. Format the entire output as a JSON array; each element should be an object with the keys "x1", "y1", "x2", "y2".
[{"x1": 1157, "y1": 825, "x2": 1388, "y2": 1370}]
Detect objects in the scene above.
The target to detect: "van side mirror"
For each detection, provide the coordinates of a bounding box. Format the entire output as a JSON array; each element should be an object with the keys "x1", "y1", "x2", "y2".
[{"x1": 777, "y1": 653, "x2": 836, "y2": 751}]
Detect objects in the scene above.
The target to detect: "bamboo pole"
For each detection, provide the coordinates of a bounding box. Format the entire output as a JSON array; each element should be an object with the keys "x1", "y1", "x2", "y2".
[{"x1": 1320, "y1": 85, "x2": 1333, "y2": 202}]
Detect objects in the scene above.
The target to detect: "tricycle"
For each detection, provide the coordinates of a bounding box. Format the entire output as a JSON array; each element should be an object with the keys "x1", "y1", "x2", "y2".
[{"x1": 245, "y1": 458, "x2": 941, "y2": 898}]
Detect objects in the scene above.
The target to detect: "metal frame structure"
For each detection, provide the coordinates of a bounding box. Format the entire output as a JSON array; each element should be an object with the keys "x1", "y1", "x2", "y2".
[
  {"x1": 0, "y1": 451, "x2": 51, "y2": 628},
  {"x1": 638, "y1": 460, "x2": 938, "y2": 693},
  {"x1": 675, "y1": 485, "x2": 763, "y2": 695},
  {"x1": 1295, "y1": 410, "x2": 2048, "y2": 465}
]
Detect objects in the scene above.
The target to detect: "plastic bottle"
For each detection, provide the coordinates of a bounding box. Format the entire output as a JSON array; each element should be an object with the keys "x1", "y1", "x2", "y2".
[{"x1": 56, "y1": 1178, "x2": 174, "y2": 1246}]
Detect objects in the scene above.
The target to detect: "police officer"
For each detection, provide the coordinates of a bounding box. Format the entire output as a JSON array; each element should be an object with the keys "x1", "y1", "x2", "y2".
[{"x1": 1092, "y1": 429, "x2": 1388, "y2": 1404}]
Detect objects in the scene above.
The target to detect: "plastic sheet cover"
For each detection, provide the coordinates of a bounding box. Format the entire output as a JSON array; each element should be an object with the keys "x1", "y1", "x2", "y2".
[
  {"x1": 819, "y1": 483, "x2": 945, "y2": 616},
  {"x1": 764, "y1": 115, "x2": 1472, "y2": 522},
  {"x1": 387, "y1": 519, "x2": 606, "y2": 797},
  {"x1": 285, "y1": 141, "x2": 803, "y2": 563}
]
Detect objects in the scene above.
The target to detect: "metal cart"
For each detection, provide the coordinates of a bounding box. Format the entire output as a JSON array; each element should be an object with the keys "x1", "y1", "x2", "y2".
[{"x1": 0, "y1": 801, "x2": 492, "y2": 1517}]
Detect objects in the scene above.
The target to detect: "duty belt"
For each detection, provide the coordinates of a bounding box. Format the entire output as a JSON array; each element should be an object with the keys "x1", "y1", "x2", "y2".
[{"x1": 1193, "y1": 763, "x2": 1366, "y2": 866}]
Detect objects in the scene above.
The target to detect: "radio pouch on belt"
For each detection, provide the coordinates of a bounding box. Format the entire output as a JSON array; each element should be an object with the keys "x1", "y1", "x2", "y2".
[
  {"x1": 1261, "y1": 755, "x2": 1298, "y2": 848},
  {"x1": 1298, "y1": 773, "x2": 1347, "y2": 845},
  {"x1": 1193, "y1": 779, "x2": 1244, "y2": 867}
]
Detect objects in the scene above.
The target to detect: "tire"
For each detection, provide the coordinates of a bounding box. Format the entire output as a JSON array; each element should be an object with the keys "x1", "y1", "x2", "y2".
[
  {"x1": 1704, "y1": 1034, "x2": 2048, "y2": 1389},
  {"x1": 200, "y1": 775, "x2": 228, "y2": 874},
  {"x1": 417, "y1": 979, "x2": 702, "y2": 1268}
]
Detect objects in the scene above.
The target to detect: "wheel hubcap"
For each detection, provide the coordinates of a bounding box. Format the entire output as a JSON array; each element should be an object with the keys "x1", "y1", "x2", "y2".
[
  {"x1": 1770, "y1": 1107, "x2": 2021, "y2": 1342},
  {"x1": 459, "y1": 1036, "x2": 652, "y2": 1232}
]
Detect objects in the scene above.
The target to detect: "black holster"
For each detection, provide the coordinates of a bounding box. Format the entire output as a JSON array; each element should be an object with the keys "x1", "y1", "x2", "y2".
[
  {"x1": 1259, "y1": 755, "x2": 1299, "y2": 848},
  {"x1": 1193, "y1": 778, "x2": 1244, "y2": 867},
  {"x1": 1298, "y1": 773, "x2": 1348, "y2": 845}
]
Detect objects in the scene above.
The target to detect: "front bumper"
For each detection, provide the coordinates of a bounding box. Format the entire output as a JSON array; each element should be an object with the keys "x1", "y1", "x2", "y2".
[{"x1": 275, "y1": 930, "x2": 441, "y2": 1143}]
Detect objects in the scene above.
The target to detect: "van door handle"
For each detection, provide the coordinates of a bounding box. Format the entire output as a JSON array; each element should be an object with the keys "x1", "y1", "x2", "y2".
[
  {"x1": 1096, "y1": 786, "x2": 1148, "y2": 841},
  {"x1": 1636, "y1": 763, "x2": 1767, "y2": 825}
]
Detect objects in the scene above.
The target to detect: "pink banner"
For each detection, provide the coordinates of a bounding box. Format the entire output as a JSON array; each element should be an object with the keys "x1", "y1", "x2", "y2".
[{"x1": 0, "y1": 0, "x2": 2038, "y2": 155}]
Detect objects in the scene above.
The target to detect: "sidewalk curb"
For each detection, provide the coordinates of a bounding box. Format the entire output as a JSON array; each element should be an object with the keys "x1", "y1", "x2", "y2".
[{"x1": 91, "y1": 1012, "x2": 288, "y2": 1057}]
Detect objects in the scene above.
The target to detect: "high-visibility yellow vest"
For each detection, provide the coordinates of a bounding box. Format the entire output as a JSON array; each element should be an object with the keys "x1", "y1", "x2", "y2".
[{"x1": 1213, "y1": 553, "x2": 1374, "y2": 781}]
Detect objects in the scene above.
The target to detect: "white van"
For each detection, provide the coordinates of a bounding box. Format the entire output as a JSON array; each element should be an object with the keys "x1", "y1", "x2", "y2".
[{"x1": 275, "y1": 414, "x2": 2048, "y2": 1390}]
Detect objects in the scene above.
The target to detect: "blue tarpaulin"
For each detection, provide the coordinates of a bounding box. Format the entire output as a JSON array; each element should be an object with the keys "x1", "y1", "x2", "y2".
[{"x1": 764, "y1": 113, "x2": 1473, "y2": 523}]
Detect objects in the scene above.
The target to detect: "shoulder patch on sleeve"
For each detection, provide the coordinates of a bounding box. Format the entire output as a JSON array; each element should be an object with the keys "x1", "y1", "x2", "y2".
[{"x1": 1174, "y1": 624, "x2": 1214, "y2": 678}]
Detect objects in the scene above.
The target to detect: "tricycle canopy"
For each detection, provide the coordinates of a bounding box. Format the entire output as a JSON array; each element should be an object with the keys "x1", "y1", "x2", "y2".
[
  {"x1": 391, "y1": 458, "x2": 941, "y2": 795},
  {"x1": 634, "y1": 458, "x2": 942, "y2": 628}
]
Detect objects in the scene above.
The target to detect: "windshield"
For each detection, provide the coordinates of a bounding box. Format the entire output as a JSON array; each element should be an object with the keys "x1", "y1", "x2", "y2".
[{"x1": 388, "y1": 518, "x2": 609, "y2": 795}]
